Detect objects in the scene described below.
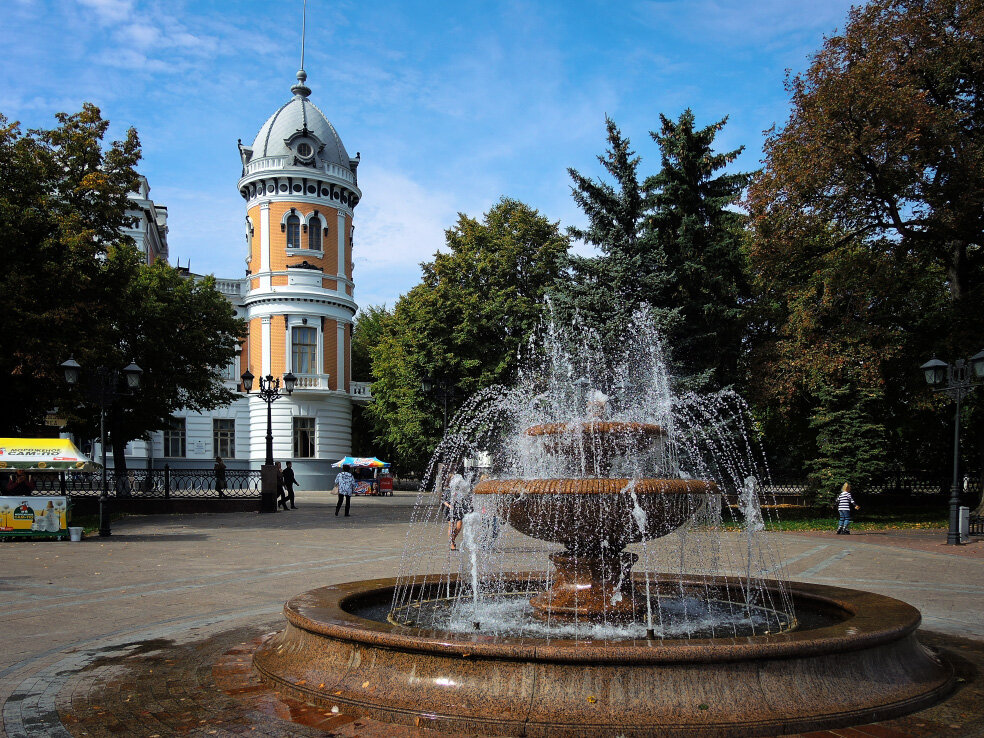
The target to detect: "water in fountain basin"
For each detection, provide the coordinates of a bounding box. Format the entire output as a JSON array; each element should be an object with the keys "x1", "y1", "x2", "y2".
[{"x1": 391, "y1": 307, "x2": 794, "y2": 640}]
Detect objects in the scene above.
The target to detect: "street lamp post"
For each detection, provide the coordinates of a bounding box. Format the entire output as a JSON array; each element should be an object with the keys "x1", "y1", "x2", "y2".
[
  {"x1": 240, "y1": 369, "x2": 296, "y2": 512},
  {"x1": 421, "y1": 375, "x2": 456, "y2": 433},
  {"x1": 60, "y1": 357, "x2": 143, "y2": 537},
  {"x1": 920, "y1": 349, "x2": 984, "y2": 545}
]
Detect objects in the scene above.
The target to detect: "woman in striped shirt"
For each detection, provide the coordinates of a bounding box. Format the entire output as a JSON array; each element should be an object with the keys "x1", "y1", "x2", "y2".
[{"x1": 836, "y1": 482, "x2": 859, "y2": 534}]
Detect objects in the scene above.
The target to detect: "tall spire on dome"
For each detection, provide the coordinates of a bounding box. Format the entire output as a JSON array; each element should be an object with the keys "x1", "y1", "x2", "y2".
[{"x1": 290, "y1": 0, "x2": 311, "y2": 98}]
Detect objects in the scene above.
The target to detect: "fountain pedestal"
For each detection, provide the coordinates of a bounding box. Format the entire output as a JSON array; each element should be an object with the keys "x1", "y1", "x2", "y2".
[{"x1": 532, "y1": 551, "x2": 641, "y2": 621}]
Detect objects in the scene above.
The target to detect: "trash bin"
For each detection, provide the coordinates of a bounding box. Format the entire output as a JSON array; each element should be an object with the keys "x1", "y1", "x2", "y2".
[{"x1": 69, "y1": 527, "x2": 83, "y2": 542}]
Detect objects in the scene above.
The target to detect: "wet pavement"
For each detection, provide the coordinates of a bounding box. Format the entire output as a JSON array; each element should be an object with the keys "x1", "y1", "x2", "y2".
[{"x1": 1, "y1": 490, "x2": 982, "y2": 737}]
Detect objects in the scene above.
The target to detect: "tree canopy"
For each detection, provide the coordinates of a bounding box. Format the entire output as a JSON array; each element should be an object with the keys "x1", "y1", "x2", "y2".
[
  {"x1": 554, "y1": 111, "x2": 752, "y2": 391},
  {"x1": 0, "y1": 104, "x2": 141, "y2": 434},
  {"x1": 0, "y1": 105, "x2": 244, "y2": 474},
  {"x1": 746, "y1": 0, "x2": 984, "y2": 496},
  {"x1": 366, "y1": 198, "x2": 569, "y2": 472}
]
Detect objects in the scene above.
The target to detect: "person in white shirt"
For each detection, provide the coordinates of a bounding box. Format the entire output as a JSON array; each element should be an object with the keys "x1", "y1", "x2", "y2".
[{"x1": 334, "y1": 465, "x2": 355, "y2": 517}]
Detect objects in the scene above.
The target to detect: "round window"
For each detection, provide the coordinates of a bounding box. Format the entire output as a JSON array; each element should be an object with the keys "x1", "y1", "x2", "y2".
[{"x1": 297, "y1": 142, "x2": 312, "y2": 157}]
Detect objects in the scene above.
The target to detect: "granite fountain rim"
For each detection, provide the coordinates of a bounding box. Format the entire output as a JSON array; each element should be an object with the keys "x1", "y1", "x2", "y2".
[{"x1": 280, "y1": 574, "x2": 922, "y2": 665}]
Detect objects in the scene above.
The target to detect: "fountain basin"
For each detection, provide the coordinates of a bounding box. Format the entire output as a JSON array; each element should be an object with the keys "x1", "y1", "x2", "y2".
[
  {"x1": 252, "y1": 575, "x2": 952, "y2": 737},
  {"x1": 473, "y1": 478, "x2": 718, "y2": 620},
  {"x1": 473, "y1": 478, "x2": 716, "y2": 549}
]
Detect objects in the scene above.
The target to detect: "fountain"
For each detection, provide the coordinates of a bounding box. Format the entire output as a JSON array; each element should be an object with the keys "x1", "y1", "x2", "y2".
[{"x1": 253, "y1": 311, "x2": 952, "y2": 736}]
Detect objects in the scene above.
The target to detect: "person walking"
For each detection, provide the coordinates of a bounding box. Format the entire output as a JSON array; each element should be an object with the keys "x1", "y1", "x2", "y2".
[
  {"x1": 836, "y1": 482, "x2": 859, "y2": 534},
  {"x1": 275, "y1": 462, "x2": 289, "y2": 511},
  {"x1": 282, "y1": 461, "x2": 299, "y2": 509},
  {"x1": 214, "y1": 456, "x2": 227, "y2": 498},
  {"x1": 334, "y1": 464, "x2": 355, "y2": 516}
]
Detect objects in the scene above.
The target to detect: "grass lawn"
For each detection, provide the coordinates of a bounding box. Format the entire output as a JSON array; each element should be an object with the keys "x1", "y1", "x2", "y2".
[{"x1": 726, "y1": 506, "x2": 949, "y2": 531}]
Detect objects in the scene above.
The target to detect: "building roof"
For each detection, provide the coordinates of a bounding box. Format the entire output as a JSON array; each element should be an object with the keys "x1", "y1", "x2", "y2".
[{"x1": 247, "y1": 70, "x2": 351, "y2": 171}]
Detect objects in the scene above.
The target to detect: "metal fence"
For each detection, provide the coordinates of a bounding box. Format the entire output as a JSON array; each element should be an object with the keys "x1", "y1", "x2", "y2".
[
  {"x1": 761, "y1": 474, "x2": 981, "y2": 498},
  {"x1": 23, "y1": 467, "x2": 262, "y2": 499}
]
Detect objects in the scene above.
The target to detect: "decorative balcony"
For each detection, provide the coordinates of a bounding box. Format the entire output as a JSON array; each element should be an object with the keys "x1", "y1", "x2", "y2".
[
  {"x1": 292, "y1": 373, "x2": 331, "y2": 391},
  {"x1": 351, "y1": 381, "x2": 373, "y2": 403}
]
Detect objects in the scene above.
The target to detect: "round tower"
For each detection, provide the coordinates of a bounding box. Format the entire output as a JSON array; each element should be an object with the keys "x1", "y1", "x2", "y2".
[{"x1": 237, "y1": 69, "x2": 362, "y2": 485}]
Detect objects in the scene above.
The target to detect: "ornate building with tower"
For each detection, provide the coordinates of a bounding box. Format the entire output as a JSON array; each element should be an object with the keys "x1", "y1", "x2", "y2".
[{"x1": 117, "y1": 68, "x2": 370, "y2": 488}]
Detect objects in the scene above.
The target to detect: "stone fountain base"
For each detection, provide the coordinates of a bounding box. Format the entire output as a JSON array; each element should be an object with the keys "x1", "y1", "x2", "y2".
[{"x1": 252, "y1": 575, "x2": 952, "y2": 737}]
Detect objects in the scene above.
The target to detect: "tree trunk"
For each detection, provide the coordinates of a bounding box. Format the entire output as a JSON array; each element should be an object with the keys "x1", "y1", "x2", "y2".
[{"x1": 947, "y1": 240, "x2": 968, "y2": 301}]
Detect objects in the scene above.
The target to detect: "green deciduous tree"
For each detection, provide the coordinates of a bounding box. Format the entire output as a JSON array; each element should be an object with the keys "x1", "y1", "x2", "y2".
[
  {"x1": 0, "y1": 105, "x2": 244, "y2": 477},
  {"x1": 82, "y1": 252, "x2": 244, "y2": 477},
  {"x1": 367, "y1": 198, "x2": 569, "y2": 472},
  {"x1": 351, "y1": 304, "x2": 392, "y2": 456},
  {"x1": 0, "y1": 104, "x2": 141, "y2": 434},
  {"x1": 747, "y1": 0, "x2": 984, "y2": 493}
]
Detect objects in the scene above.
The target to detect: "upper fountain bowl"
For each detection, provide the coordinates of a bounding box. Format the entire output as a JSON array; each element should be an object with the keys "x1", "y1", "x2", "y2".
[{"x1": 525, "y1": 421, "x2": 666, "y2": 475}]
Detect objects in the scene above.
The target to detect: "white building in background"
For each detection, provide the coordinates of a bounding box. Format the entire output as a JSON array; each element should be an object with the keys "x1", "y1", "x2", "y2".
[
  {"x1": 112, "y1": 68, "x2": 371, "y2": 489},
  {"x1": 126, "y1": 175, "x2": 168, "y2": 265}
]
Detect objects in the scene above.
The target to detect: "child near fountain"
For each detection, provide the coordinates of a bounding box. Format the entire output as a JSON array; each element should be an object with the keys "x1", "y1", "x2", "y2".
[
  {"x1": 442, "y1": 471, "x2": 473, "y2": 550},
  {"x1": 835, "y1": 482, "x2": 860, "y2": 534}
]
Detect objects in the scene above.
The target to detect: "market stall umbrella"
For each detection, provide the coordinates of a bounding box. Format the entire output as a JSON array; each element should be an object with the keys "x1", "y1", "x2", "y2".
[
  {"x1": 331, "y1": 456, "x2": 389, "y2": 468},
  {"x1": 0, "y1": 438, "x2": 95, "y2": 471}
]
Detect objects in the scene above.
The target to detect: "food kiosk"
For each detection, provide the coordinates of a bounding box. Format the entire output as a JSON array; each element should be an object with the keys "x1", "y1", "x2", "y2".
[
  {"x1": 331, "y1": 456, "x2": 392, "y2": 495},
  {"x1": 0, "y1": 438, "x2": 92, "y2": 539}
]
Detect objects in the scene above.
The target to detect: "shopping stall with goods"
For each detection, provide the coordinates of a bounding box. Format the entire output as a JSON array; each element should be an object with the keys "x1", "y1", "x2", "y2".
[
  {"x1": 331, "y1": 456, "x2": 392, "y2": 495},
  {"x1": 0, "y1": 438, "x2": 92, "y2": 539}
]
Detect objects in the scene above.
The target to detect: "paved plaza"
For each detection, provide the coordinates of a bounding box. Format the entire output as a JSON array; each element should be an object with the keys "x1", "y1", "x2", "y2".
[{"x1": 1, "y1": 491, "x2": 982, "y2": 737}]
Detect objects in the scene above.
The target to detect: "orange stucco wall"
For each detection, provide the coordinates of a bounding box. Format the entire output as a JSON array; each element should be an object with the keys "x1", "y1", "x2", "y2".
[
  {"x1": 247, "y1": 204, "x2": 261, "y2": 270},
  {"x1": 247, "y1": 318, "x2": 263, "y2": 378},
  {"x1": 324, "y1": 318, "x2": 338, "y2": 391}
]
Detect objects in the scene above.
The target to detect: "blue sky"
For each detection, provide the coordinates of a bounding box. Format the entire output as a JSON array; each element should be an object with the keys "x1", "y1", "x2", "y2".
[{"x1": 1, "y1": 0, "x2": 855, "y2": 310}]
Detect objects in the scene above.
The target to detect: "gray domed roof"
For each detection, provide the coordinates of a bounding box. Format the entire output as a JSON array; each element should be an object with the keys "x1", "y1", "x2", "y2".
[{"x1": 249, "y1": 72, "x2": 351, "y2": 170}]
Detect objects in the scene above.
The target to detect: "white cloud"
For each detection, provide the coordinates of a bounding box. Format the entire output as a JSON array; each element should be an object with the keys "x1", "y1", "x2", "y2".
[
  {"x1": 76, "y1": 0, "x2": 134, "y2": 24},
  {"x1": 355, "y1": 164, "x2": 459, "y2": 271}
]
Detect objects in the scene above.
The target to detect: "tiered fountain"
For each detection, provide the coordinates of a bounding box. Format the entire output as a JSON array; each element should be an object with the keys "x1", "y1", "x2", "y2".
[{"x1": 253, "y1": 314, "x2": 951, "y2": 736}]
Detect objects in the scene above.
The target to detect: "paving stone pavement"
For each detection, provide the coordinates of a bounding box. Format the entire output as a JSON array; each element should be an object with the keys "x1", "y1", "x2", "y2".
[{"x1": 0, "y1": 490, "x2": 982, "y2": 737}]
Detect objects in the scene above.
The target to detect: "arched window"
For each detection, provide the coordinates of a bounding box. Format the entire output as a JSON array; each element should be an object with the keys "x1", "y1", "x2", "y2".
[
  {"x1": 286, "y1": 214, "x2": 301, "y2": 249},
  {"x1": 308, "y1": 215, "x2": 322, "y2": 250}
]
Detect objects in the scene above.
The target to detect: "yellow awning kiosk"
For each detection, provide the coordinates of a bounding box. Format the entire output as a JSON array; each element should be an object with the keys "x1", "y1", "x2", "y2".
[
  {"x1": 0, "y1": 438, "x2": 94, "y2": 471},
  {"x1": 0, "y1": 439, "x2": 89, "y2": 540}
]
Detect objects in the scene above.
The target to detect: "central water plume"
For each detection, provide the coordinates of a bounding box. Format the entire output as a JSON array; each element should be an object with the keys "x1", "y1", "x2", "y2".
[{"x1": 391, "y1": 309, "x2": 794, "y2": 640}]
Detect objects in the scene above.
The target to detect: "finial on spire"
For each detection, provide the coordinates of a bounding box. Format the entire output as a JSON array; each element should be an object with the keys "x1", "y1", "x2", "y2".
[{"x1": 291, "y1": 0, "x2": 311, "y2": 97}]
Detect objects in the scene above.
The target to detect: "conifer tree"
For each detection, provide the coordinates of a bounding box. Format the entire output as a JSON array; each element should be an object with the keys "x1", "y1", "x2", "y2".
[
  {"x1": 646, "y1": 110, "x2": 752, "y2": 390},
  {"x1": 807, "y1": 383, "x2": 889, "y2": 504},
  {"x1": 552, "y1": 117, "x2": 666, "y2": 342}
]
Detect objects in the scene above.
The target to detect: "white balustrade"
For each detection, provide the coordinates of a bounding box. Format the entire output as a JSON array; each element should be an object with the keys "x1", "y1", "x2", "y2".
[
  {"x1": 293, "y1": 374, "x2": 330, "y2": 390},
  {"x1": 350, "y1": 381, "x2": 373, "y2": 399}
]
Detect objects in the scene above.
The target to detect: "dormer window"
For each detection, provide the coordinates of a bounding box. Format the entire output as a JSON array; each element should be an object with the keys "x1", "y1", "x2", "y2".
[{"x1": 296, "y1": 142, "x2": 312, "y2": 158}]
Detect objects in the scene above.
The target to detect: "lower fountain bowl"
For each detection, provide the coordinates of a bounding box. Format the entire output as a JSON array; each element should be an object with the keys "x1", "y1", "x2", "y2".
[{"x1": 252, "y1": 575, "x2": 952, "y2": 737}]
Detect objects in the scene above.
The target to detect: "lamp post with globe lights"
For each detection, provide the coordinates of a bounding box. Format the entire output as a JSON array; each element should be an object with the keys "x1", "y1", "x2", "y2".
[
  {"x1": 240, "y1": 369, "x2": 296, "y2": 512},
  {"x1": 919, "y1": 349, "x2": 984, "y2": 545},
  {"x1": 421, "y1": 375, "x2": 456, "y2": 434},
  {"x1": 60, "y1": 357, "x2": 143, "y2": 537}
]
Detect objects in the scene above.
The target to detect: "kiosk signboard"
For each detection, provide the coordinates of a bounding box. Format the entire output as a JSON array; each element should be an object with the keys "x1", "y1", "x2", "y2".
[{"x1": 0, "y1": 495, "x2": 69, "y2": 535}]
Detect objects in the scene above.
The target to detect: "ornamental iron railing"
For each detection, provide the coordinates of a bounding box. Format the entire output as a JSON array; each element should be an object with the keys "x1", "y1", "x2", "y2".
[{"x1": 16, "y1": 467, "x2": 262, "y2": 499}]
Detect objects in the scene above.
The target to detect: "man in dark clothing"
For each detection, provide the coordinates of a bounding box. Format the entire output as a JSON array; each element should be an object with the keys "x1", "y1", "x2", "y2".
[
  {"x1": 214, "y1": 456, "x2": 227, "y2": 498},
  {"x1": 282, "y1": 461, "x2": 299, "y2": 509}
]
